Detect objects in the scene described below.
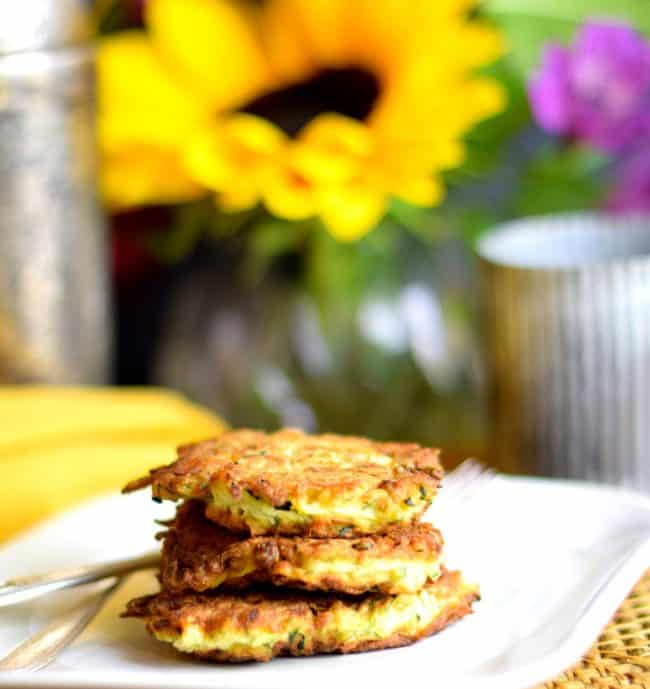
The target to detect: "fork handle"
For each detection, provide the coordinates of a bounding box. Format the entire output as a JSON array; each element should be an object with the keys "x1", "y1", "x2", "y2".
[
  {"x1": 0, "y1": 552, "x2": 159, "y2": 608},
  {"x1": 0, "y1": 578, "x2": 120, "y2": 671}
]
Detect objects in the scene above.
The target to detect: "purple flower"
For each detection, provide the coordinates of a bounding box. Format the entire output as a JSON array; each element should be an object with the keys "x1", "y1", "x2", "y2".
[
  {"x1": 528, "y1": 21, "x2": 650, "y2": 153},
  {"x1": 607, "y1": 147, "x2": 650, "y2": 212}
]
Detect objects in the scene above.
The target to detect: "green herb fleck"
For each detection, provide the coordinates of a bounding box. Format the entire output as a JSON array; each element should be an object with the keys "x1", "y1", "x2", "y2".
[
  {"x1": 404, "y1": 497, "x2": 415, "y2": 506},
  {"x1": 152, "y1": 497, "x2": 162, "y2": 504},
  {"x1": 277, "y1": 501, "x2": 293, "y2": 511},
  {"x1": 289, "y1": 630, "x2": 306, "y2": 652},
  {"x1": 352, "y1": 541, "x2": 373, "y2": 551},
  {"x1": 419, "y1": 486, "x2": 427, "y2": 499},
  {"x1": 338, "y1": 526, "x2": 353, "y2": 536}
]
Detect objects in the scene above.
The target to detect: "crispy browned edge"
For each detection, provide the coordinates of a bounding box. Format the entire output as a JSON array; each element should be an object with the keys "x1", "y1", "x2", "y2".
[
  {"x1": 122, "y1": 429, "x2": 444, "y2": 536},
  {"x1": 123, "y1": 570, "x2": 478, "y2": 663},
  {"x1": 159, "y1": 500, "x2": 444, "y2": 595}
]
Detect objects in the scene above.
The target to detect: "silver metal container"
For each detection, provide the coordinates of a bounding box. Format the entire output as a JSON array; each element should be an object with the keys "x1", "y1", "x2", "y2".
[
  {"x1": 0, "y1": 0, "x2": 110, "y2": 383},
  {"x1": 477, "y1": 213, "x2": 650, "y2": 490}
]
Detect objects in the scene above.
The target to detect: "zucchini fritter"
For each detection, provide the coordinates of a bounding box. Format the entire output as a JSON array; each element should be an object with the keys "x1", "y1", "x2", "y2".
[
  {"x1": 124, "y1": 428, "x2": 443, "y2": 536},
  {"x1": 124, "y1": 570, "x2": 477, "y2": 662},
  {"x1": 160, "y1": 500, "x2": 444, "y2": 596}
]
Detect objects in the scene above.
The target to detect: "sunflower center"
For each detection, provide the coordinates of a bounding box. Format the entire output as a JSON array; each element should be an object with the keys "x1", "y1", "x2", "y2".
[{"x1": 241, "y1": 67, "x2": 381, "y2": 136}]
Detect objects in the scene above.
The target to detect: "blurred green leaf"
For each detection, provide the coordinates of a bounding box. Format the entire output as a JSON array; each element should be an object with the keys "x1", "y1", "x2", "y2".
[
  {"x1": 440, "y1": 139, "x2": 611, "y2": 244},
  {"x1": 452, "y1": 209, "x2": 502, "y2": 246},
  {"x1": 387, "y1": 199, "x2": 448, "y2": 241},
  {"x1": 243, "y1": 217, "x2": 309, "y2": 281},
  {"x1": 448, "y1": 58, "x2": 531, "y2": 183},
  {"x1": 306, "y1": 221, "x2": 401, "y2": 320},
  {"x1": 206, "y1": 206, "x2": 262, "y2": 239},
  {"x1": 148, "y1": 203, "x2": 208, "y2": 264},
  {"x1": 485, "y1": 0, "x2": 650, "y2": 26},
  {"x1": 514, "y1": 144, "x2": 608, "y2": 216},
  {"x1": 483, "y1": 0, "x2": 650, "y2": 74},
  {"x1": 149, "y1": 200, "x2": 259, "y2": 263}
]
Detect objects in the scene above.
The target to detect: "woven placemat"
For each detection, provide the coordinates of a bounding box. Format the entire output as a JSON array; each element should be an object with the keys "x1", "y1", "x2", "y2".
[{"x1": 538, "y1": 570, "x2": 650, "y2": 689}]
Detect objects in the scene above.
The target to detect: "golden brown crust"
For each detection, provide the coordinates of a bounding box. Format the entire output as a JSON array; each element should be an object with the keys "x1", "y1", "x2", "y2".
[
  {"x1": 320, "y1": 578, "x2": 475, "y2": 656},
  {"x1": 123, "y1": 570, "x2": 478, "y2": 663},
  {"x1": 123, "y1": 428, "x2": 443, "y2": 536},
  {"x1": 159, "y1": 501, "x2": 444, "y2": 595}
]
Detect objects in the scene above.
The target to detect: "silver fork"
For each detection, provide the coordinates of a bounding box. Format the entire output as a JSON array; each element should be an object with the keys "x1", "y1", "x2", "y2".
[
  {"x1": 0, "y1": 551, "x2": 160, "y2": 608},
  {"x1": 0, "y1": 578, "x2": 122, "y2": 672},
  {"x1": 0, "y1": 555, "x2": 159, "y2": 673},
  {"x1": 0, "y1": 460, "x2": 497, "y2": 672},
  {"x1": 436, "y1": 458, "x2": 498, "y2": 513}
]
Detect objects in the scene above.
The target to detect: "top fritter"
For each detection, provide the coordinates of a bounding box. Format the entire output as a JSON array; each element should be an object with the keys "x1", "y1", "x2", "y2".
[{"x1": 123, "y1": 428, "x2": 444, "y2": 537}]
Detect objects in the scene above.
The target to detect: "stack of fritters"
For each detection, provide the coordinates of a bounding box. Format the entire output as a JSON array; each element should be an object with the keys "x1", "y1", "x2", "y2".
[{"x1": 123, "y1": 428, "x2": 478, "y2": 662}]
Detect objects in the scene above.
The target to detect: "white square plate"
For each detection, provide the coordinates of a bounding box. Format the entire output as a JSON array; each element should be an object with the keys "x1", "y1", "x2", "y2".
[{"x1": 1, "y1": 476, "x2": 649, "y2": 689}]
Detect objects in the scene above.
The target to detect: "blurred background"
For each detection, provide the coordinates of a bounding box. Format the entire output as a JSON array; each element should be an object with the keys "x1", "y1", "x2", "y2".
[{"x1": 2, "y1": 0, "x2": 650, "y2": 483}]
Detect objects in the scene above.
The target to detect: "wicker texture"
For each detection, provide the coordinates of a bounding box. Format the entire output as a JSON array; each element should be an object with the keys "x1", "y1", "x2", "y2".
[{"x1": 541, "y1": 570, "x2": 650, "y2": 689}]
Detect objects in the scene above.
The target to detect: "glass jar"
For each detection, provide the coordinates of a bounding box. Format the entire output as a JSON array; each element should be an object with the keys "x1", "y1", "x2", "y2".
[{"x1": 155, "y1": 225, "x2": 484, "y2": 456}]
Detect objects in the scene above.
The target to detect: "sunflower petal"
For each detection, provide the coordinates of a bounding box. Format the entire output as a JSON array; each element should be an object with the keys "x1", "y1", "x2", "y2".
[
  {"x1": 276, "y1": 0, "x2": 355, "y2": 66},
  {"x1": 293, "y1": 114, "x2": 373, "y2": 184},
  {"x1": 463, "y1": 78, "x2": 508, "y2": 122},
  {"x1": 367, "y1": 9, "x2": 505, "y2": 151},
  {"x1": 348, "y1": 0, "x2": 480, "y2": 72},
  {"x1": 98, "y1": 33, "x2": 204, "y2": 207},
  {"x1": 261, "y1": 167, "x2": 317, "y2": 221},
  {"x1": 98, "y1": 32, "x2": 203, "y2": 151},
  {"x1": 218, "y1": 186, "x2": 261, "y2": 213},
  {"x1": 260, "y1": 0, "x2": 316, "y2": 84},
  {"x1": 390, "y1": 175, "x2": 444, "y2": 207},
  {"x1": 223, "y1": 114, "x2": 288, "y2": 155},
  {"x1": 317, "y1": 186, "x2": 387, "y2": 241},
  {"x1": 146, "y1": 0, "x2": 273, "y2": 111},
  {"x1": 184, "y1": 115, "x2": 287, "y2": 192},
  {"x1": 374, "y1": 69, "x2": 506, "y2": 152},
  {"x1": 102, "y1": 146, "x2": 204, "y2": 209},
  {"x1": 300, "y1": 114, "x2": 374, "y2": 155},
  {"x1": 187, "y1": 115, "x2": 291, "y2": 214},
  {"x1": 184, "y1": 129, "x2": 237, "y2": 190},
  {"x1": 457, "y1": 24, "x2": 506, "y2": 68}
]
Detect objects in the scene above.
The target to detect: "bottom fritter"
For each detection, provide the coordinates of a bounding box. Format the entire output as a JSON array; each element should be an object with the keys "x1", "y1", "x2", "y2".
[{"x1": 123, "y1": 569, "x2": 478, "y2": 662}]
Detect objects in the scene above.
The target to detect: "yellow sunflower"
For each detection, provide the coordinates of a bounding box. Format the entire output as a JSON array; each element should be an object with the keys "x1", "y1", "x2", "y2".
[{"x1": 99, "y1": 0, "x2": 505, "y2": 240}]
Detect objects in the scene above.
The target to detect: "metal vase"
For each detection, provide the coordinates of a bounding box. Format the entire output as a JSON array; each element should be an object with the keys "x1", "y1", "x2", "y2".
[
  {"x1": 0, "y1": 0, "x2": 110, "y2": 383},
  {"x1": 477, "y1": 213, "x2": 650, "y2": 490}
]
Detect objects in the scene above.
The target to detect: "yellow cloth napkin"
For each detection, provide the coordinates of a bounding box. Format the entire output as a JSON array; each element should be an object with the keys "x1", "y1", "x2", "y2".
[{"x1": 0, "y1": 386, "x2": 227, "y2": 542}]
